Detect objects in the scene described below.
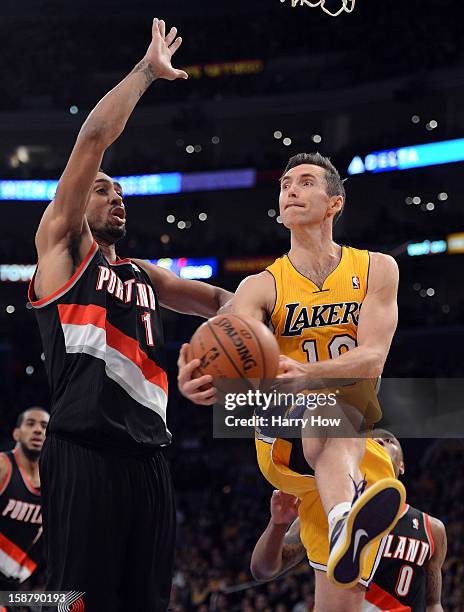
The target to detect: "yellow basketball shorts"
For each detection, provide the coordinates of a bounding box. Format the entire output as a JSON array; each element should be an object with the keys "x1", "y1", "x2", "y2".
[{"x1": 255, "y1": 436, "x2": 396, "y2": 586}]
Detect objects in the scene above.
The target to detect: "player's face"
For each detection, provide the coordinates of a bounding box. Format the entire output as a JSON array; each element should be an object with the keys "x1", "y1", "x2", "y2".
[
  {"x1": 14, "y1": 410, "x2": 49, "y2": 454},
  {"x1": 373, "y1": 435, "x2": 405, "y2": 478},
  {"x1": 85, "y1": 172, "x2": 127, "y2": 244},
  {"x1": 279, "y1": 164, "x2": 341, "y2": 229}
]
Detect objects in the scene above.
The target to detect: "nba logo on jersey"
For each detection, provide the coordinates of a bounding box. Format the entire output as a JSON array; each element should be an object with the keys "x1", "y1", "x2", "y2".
[
  {"x1": 413, "y1": 518, "x2": 419, "y2": 530},
  {"x1": 352, "y1": 276, "x2": 360, "y2": 289}
]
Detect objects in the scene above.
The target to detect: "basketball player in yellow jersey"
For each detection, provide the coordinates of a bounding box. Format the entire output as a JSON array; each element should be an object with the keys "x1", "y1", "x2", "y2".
[{"x1": 178, "y1": 152, "x2": 406, "y2": 610}]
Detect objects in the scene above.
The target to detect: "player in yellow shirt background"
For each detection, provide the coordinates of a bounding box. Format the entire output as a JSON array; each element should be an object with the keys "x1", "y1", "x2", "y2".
[{"x1": 178, "y1": 152, "x2": 406, "y2": 611}]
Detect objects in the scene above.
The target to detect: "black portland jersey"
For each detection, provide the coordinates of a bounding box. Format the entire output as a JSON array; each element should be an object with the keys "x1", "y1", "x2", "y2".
[
  {"x1": 0, "y1": 450, "x2": 42, "y2": 583},
  {"x1": 365, "y1": 505, "x2": 434, "y2": 611},
  {"x1": 28, "y1": 241, "x2": 170, "y2": 452}
]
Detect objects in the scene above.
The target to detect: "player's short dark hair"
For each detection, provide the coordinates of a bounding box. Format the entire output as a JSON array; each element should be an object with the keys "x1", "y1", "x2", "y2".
[
  {"x1": 372, "y1": 428, "x2": 404, "y2": 462},
  {"x1": 282, "y1": 152, "x2": 346, "y2": 225},
  {"x1": 16, "y1": 407, "x2": 49, "y2": 428}
]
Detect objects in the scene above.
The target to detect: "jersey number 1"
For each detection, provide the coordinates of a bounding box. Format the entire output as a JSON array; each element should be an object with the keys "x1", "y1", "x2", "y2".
[{"x1": 141, "y1": 312, "x2": 154, "y2": 346}]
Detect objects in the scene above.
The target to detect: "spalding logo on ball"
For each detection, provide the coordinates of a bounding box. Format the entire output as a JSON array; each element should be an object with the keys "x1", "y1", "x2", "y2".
[{"x1": 188, "y1": 314, "x2": 280, "y2": 393}]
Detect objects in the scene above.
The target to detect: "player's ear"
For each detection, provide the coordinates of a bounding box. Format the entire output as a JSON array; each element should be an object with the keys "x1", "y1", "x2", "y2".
[
  {"x1": 398, "y1": 460, "x2": 405, "y2": 477},
  {"x1": 12, "y1": 428, "x2": 20, "y2": 443},
  {"x1": 329, "y1": 195, "x2": 343, "y2": 217}
]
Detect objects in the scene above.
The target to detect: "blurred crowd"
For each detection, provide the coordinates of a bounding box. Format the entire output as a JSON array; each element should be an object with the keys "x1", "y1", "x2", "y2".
[
  {"x1": 0, "y1": 1, "x2": 461, "y2": 113},
  {"x1": 1, "y1": 387, "x2": 462, "y2": 610},
  {"x1": 169, "y1": 436, "x2": 463, "y2": 611}
]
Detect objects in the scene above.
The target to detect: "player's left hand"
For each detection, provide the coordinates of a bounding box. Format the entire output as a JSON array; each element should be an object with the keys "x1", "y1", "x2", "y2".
[
  {"x1": 144, "y1": 18, "x2": 189, "y2": 81},
  {"x1": 277, "y1": 355, "x2": 308, "y2": 378},
  {"x1": 270, "y1": 490, "x2": 300, "y2": 526},
  {"x1": 177, "y1": 343, "x2": 217, "y2": 406},
  {"x1": 274, "y1": 355, "x2": 328, "y2": 394},
  {"x1": 270, "y1": 355, "x2": 311, "y2": 395}
]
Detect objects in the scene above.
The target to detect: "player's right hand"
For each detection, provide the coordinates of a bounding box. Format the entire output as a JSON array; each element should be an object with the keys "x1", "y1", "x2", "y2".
[
  {"x1": 177, "y1": 343, "x2": 217, "y2": 406},
  {"x1": 143, "y1": 18, "x2": 189, "y2": 81},
  {"x1": 270, "y1": 490, "x2": 300, "y2": 526}
]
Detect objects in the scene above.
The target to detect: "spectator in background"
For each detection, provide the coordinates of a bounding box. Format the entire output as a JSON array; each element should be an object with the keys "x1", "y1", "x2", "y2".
[{"x1": 0, "y1": 407, "x2": 49, "y2": 610}]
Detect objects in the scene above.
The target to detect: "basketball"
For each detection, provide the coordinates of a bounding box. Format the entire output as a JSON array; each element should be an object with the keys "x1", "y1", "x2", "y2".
[{"x1": 188, "y1": 314, "x2": 280, "y2": 391}]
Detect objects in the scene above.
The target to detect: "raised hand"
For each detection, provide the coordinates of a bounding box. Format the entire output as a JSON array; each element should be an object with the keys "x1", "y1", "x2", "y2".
[
  {"x1": 270, "y1": 490, "x2": 300, "y2": 526},
  {"x1": 143, "y1": 18, "x2": 189, "y2": 81}
]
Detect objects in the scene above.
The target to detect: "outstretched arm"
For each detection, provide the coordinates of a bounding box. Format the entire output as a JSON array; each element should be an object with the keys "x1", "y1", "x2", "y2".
[
  {"x1": 176, "y1": 271, "x2": 275, "y2": 404},
  {"x1": 35, "y1": 19, "x2": 188, "y2": 293},
  {"x1": 0, "y1": 454, "x2": 10, "y2": 490},
  {"x1": 133, "y1": 260, "x2": 232, "y2": 318},
  {"x1": 426, "y1": 516, "x2": 447, "y2": 612},
  {"x1": 250, "y1": 491, "x2": 305, "y2": 581}
]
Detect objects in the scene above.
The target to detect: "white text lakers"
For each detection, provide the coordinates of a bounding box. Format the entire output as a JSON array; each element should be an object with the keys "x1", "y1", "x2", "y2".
[{"x1": 96, "y1": 266, "x2": 156, "y2": 310}]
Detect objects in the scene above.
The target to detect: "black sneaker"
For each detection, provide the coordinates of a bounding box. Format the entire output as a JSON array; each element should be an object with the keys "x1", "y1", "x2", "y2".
[{"x1": 327, "y1": 478, "x2": 406, "y2": 589}]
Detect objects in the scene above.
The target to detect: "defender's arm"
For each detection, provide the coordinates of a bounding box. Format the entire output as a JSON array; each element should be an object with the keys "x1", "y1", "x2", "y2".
[
  {"x1": 35, "y1": 19, "x2": 187, "y2": 257},
  {"x1": 0, "y1": 454, "x2": 10, "y2": 489},
  {"x1": 251, "y1": 491, "x2": 305, "y2": 581},
  {"x1": 425, "y1": 516, "x2": 447, "y2": 612},
  {"x1": 133, "y1": 260, "x2": 232, "y2": 318}
]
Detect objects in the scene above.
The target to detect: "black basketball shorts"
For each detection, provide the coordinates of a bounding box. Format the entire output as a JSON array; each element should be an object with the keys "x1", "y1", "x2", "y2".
[{"x1": 40, "y1": 434, "x2": 176, "y2": 612}]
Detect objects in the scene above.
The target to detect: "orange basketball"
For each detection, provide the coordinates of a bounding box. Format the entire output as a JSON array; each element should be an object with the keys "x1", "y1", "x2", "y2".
[{"x1": 188, "y1": 314, "x2": 280, "y2": 393}]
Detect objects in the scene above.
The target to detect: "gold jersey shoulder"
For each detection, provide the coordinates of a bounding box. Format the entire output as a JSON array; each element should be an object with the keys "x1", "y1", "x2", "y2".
[{"x1": 266, "y1": 246, "x2": 369, "y2": 363}]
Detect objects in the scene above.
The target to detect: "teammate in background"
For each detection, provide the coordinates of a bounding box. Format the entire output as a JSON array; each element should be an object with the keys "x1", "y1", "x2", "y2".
[
  {"x1": 29, "y1": 19, "x2": 230, "y2": 611},
  {"x1": 0, "y1": 408, "x2": 49, "y2": 603},
  {"x1": 179, "y1": 153, "x2": 405, "y2": 609},
  {"x1": 250, "y1": 431, "x2": 447, "y2": 612}
]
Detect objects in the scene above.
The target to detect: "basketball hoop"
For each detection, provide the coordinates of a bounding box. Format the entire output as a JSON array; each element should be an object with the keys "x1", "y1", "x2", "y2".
[{"x1": 281, "y1": 0, "x2": 356, "y2": 17}]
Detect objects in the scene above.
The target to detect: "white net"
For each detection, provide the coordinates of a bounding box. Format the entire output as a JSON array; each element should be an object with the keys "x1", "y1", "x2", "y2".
[{"x1": 281, "y1": 0, "x2": 356, "y2": 17}]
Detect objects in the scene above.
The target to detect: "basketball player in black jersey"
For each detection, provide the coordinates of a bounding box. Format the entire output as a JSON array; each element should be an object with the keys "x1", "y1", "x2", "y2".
[
  {"x1": 29, "y1": 18, "x2": 231, "y2": 612},
  {"x1": 0, "y1": 408, "x2": 49, "y2": 601},
  {"x1": 250, "y1": 431, "x2": 447, "y2": 611}
]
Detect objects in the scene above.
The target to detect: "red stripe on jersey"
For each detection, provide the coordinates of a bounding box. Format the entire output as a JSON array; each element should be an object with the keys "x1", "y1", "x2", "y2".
[
  {"x1": 0, "y1": 532, "x2": 37, "y2": 574},
  {"x1": 12, "y1": 449, "x2": 40, "y2": 496},
  {"x1": 58, "y1": 303, "x2": 168, "y2": 394},
  {"x1": 105, "y1": 321, "x2": 168, "y2": 393},
  {"x1": 28, "y1": 241, "x2": 98, "y2": 307},
  {"x1": 366, "y1": 584, "x2": 411, "y2": 611},
  {"x1": 58, "y1": 303, "x2": 106, "y2": 329},
  {"x1": 424, "y1": 514, "x2": 435, "y2": 558},
  {"x1": 0, "y1": 453, "x2": 12, "y2": 495},
  {"x1": 113, "y1": 257, "x2": 132, "y2": 265}
]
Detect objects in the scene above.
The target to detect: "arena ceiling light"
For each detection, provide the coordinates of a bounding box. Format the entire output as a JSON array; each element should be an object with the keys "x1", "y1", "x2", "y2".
[
  {"x1": 406, "y1": 240, "x2": 447, "y2": 257},
  {"x1": 0, "y1": 169, "x2": 256, "y2": 201},
  {"x1": 348, "y1": 138, "x2": 464, "y2": 175},
  {"x1": 149, "y1": 258, "x2": 218, "y2": 280},
  {"x1": 0, "y1": 259, "x2": 218, "y2": 282}
]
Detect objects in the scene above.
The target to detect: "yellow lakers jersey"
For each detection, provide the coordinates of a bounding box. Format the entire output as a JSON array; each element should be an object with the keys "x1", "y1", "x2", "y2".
[{"x1": 266, "y1": 246, "x2": 369, "y2": 363}]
